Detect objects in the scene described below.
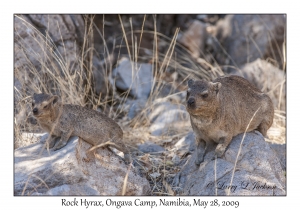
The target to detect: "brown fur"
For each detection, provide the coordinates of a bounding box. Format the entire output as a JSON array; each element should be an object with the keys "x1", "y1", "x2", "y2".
[
  {"x1": 32, "y1": 93, "x2": 131, "y2": 164},
  {"x1": 186, "y1": 75, "x2": 274, "y2": 165}
]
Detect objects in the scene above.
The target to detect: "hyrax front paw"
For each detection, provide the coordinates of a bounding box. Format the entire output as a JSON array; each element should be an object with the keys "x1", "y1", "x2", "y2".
[
  {"x1": 52, "y1": 140, "x2": 68, "y2": 151},
  {"x1": 48, "y1": 137, "x2": 58, "y2": 149},
  {"x1": 195, "y1": 157, "x2": 204, "y2": 166},
  {"x1": 124, "y1": 153, "x2": 132, "y2": 165},
  {"x1": 215, "y1": 144, "x2": 226, "y2": 158},
  {"x1": 195, "y1": 151, "x2": 204, "y2": 165}
]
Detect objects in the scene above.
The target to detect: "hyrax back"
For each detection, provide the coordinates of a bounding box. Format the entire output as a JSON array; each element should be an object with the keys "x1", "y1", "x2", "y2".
[
  {"x1": 32, "y1": 93, "x2": 131, "y2": 163},
  {"x1": 186, "y1": 75, "x2": 274, "y2": 165}
]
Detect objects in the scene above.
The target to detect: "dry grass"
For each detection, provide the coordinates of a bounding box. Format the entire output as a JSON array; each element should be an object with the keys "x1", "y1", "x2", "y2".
[{"x1": 14, "y1": 14, "x2": 286, "y2": 196}]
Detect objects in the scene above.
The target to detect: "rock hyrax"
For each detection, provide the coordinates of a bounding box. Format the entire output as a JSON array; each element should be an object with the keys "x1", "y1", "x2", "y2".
[
  {"x1": 186, "y1": 75, "x2": 274, "y2": 165},
  {"x1": 32, "y1": 93, "x2": 131, "y2": 164}
]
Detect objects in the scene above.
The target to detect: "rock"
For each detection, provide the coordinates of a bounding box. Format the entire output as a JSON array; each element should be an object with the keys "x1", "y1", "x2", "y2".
[
  {"x1": 28, "y1": 14, "x2": 84, "y2": 45},
  {"x1": 196, "y1": 15, "x2": 208, "y2": 21},
  {"x1": 172, "y1": 155, "x2": 181, "y2": 166},
  {"x1": 153, "y1": 82, "x2": 180, "y2": 99},
  {"x1": 210, "y1": 14, "x2": 286, "y2": 72},
  {"x1": 14, "y1": 134, "x2": 150, "y2": 195},
  {"x1": 235, "y1": 59, "x2": 286, "y2": 111},
  {"x1": 138, "y1": 142, "x2": 165, "y2": 154},
  {"x1": 175, "y1": 131, "x2": 196, "y2": 157},
  {"x1": 268, "y1": 142, "x2": 286, "y2": 171},
  {"x1": 15, "y1": 132, "x2": 45, "y2": 149},
  {"x1": 92, "y1": 54, "x2": 115, "y2": 97},
  {"x1": 174, "y1": 132, "x2": 286, "y2": 195},
  {"x1": 32, "y1": 184, "x2": 100, "y2": 196},
  {"x1": 148, "y1": 99, "x2": 190, "y2": 136},
  {"x1": 127, "y1": 98, "x2": 147, "y2": 119},
  {"x1": 14, "y1": 14, "x2": 84, "y2": 78},
  {"x1": 15, "y1": 15, "x2": 48, "y2": 72},
  {"x1": 178, "y1": 20, "x2": 208, "y2": 58},
  {"x1": 196, "y1": 14, "x2": 227, "y2": 24},
  {"x1": 112, "y1": 58, "x2": 153, "y2": 99},
  {"x1": 149, "y1": 172, "x2": 161, "y2": 179}
]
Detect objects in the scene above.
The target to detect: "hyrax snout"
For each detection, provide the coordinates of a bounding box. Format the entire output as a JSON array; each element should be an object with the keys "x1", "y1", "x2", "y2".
[
  {"x1": 32, "y1": 93, "x2": 131, "y2": 164},
  {"x1": 186, "y1": 75, "x2": 274, "y2": 165}
]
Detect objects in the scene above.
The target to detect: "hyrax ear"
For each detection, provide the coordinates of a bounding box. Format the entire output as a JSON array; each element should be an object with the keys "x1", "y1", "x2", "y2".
[
  {"x1": 51, "y1": 95, "x2": 60, "y2": 105},
  {"x1": 211, "y1": 82, "x2": 222, "y2": 94},
  {"x1": 188, "y1": 79, "x2": 194, "y2": 87}
]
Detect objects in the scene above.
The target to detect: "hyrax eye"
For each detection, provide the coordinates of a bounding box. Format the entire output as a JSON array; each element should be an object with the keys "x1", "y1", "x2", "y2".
[
  {"x1": 201, "y1": 93, "x2": 208, "y2": 98},
  {"x1": 32, "y1": 102, "x2": 35, "y2": 107},
  {"x1": 43, "y1": 104, "x2": 49, "y2": 109}
]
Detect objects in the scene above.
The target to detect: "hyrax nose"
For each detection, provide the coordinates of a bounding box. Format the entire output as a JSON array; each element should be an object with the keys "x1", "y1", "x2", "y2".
[
  {"x1": 33, "y1": 108, "x2": 38, "y2": 114},
  {"x1": 187, "y1": 98, "x2": 196, "y2": 108}
]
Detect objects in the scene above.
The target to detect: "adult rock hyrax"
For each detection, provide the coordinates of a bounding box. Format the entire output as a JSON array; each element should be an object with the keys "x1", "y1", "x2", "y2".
[
  {"x1": 186, "y1": 75, "x2": 274, "y2": 165},
  {"x1": 32, "y1": 93, "x2": 131, "y2": 164}
]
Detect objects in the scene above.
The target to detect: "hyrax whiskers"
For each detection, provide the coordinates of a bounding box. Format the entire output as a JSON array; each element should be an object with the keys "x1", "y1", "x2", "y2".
[
  {"x1": 32, "y1": 93, "x2": 131, "y2": 164},
  {"x1": 186, "y1": 75, "x2": 274, "y2": 165}
]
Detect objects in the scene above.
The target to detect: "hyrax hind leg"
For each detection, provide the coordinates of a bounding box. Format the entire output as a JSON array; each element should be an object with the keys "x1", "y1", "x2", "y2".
[
  {"x1": 46, "y1": 135, "x2": 59, "y2": 149},
  {"x1": 53, "y1": 130, "x2": 73, "y2": 151},
  {"x1": 257, "y1": 97, "x2": 274, "y2": 137},
  {"x1": 257, "y1": 120, "x2": 272, "y2": 137},
  {"x1": 114, "y1": 142, "x2": 132, "y2": 164},
  {"x1": 87, "y1": 141, "x2": 132, "y2": 164}
]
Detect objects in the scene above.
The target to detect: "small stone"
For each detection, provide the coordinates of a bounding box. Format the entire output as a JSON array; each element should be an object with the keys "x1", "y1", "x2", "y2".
[
  {"x1": 138, "y1": 142, "x2": 165, "y2": 154},
  {"x1": 178, "y1": 20, "x2": 207, "y2": 58},
  {"x1": 175, "y1": 131, "x2": 196, "y2": 154},
  {"x1": 172, "y1": 155, "x2": 181, "y2": 165},
  {"x1": 149, "y1": 172, "x2": 161, "y2": 179},
  {"x1": 112, "y1": 58, "x2": 153, "y2": 99},
  {"x1": 127, "y1": 98, "x2": 147, "y2": 119},
  {"x1": 148, "y1": 100, "x2": 189, "y2": 136}
]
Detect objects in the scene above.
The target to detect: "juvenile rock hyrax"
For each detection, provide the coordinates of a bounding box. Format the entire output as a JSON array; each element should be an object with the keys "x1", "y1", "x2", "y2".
[
  {"x1": 186, "y1": 75, "x2": 274, "y2": 165},
  {"x1": 32, "y1": 93, "x2": 131, "y2": 164}
]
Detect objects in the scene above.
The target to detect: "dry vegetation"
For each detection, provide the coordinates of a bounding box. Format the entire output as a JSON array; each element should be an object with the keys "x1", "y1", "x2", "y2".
[{"x1": 14, "y1": 14, "x2": 286, "y2": 195}]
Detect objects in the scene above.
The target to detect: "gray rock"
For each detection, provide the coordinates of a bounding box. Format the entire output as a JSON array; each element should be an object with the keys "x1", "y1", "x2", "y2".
[
  {"x1": 175, "y1": 131, "x2": 196, "y2": 156},
  {"x1": 268, "y1": 142, "x2": 286, "y2": 171},
  {"x1": 14, "y1": 134, "x2": 150, "y2": 195},
  {"x1": 196, "y1": 15, "x2": 208, "y2": 21},
  {"x1": 15, "y1": 14, "x2": 84, "y2": 77},
  {"x1": 235, "y1": 59, "x2": 286, "y2": 111},
  {"x1": 149, "y1": 172, "x2": 161, "y2": 179},
  {"x1": 174, "y1": 132, "x2": 286, "y2": 195},
  {"x1": 138, "y1": 142, "x2": 165, "y2": 154},
  {"x1": 148, "y1": 100, "x2": 190, "y2": 136},
  {"x1": 210, "y1": 14, "x2": 286, "y2": 72},
  {"x1": 178, "y1": 20, "x2": 207, "y2": 58},
  {"x1": 127, "y1": 98, "x2": 147, "y2": 119},
  {"x1": 32, "y1": 184, "x2": 100, "y2": 196},
  {"x1": 153, "y1": 82, "x2": 180, "y2": 99},
  {"x1": 172, "y1": 155, "x2": 181, "y2": 166},
  {"x1": 27, "y1": 14, "x2": 84, "y2": 44},
  {"x1": 92, "y1": 54, "x2": 114, "y2": 97},
  {"x1": 112, "y1": 58, "x2": 153, "y2": 99}
]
